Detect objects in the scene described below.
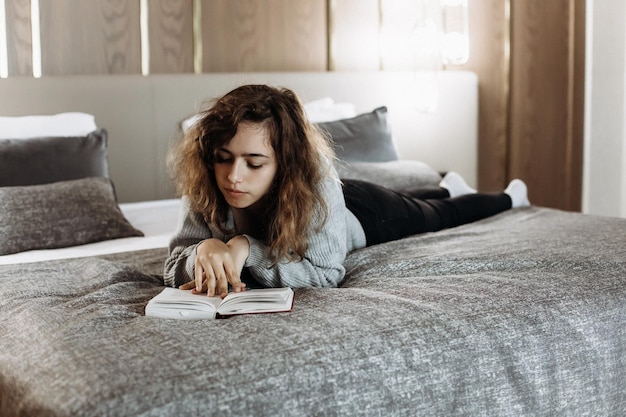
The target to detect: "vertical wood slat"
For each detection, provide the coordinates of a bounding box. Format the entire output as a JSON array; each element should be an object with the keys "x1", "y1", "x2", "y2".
[
  {"x1": 148, "y1": 0, "x2": 194, "y2": 74},
  {"x1": 5, "y1": 0, "x2": 32, "y2": 76},
  {"x1": 39, "y1": 0, "x2": 141, "y2": 75},
  {"x1": 201, "y1": 0, "x2": 327, "y2": 72},
  {"x1": 452, "y1": 0, "x2": 509, "y2": 192},
  {"x1": 567, "y1": 0, "x2": 585, "y2": 211},
  {"x1": 508, "y1": 0, "x2": 584, "y2": 211}
]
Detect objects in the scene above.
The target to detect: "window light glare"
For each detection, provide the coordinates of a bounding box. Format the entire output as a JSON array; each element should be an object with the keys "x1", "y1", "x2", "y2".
[
  {"x1": 441, "y1": 0, "x2": 463, "y2": 7},
  {"x1": 0, "y1": 0, "x2": 8, "y2": 78},
  {"x1": 140, "y1": 0, "x2": 149, "y2": 76},
  {"x1": 193, "y1": 0, "x2": 202, "y2": 74},
  {"x1": 413, "y1": 18, "x2": 440, "y2": 59},
  {"x1": 442, "y1": 32, "x2": 469, "y2": 65},
  {"x1": 441, "y1": 0, "x2": 469, "y2": 66},
  {"x1": 31, "y1": 0, "x2": 41, "y2": 78},
  {"x1": 414, "y1": 71, "x2": 439, "y2": 113}
]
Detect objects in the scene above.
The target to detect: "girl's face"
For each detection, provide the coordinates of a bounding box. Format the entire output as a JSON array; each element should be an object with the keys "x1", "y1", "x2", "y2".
[{"x1": 214, "y1": 122, "x2": 278, "y2": 210}]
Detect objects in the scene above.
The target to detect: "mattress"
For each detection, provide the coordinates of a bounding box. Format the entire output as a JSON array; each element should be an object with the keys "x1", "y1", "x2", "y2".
[{"x1": 1, "y1": 206, "x2": 624, "y2": 416}]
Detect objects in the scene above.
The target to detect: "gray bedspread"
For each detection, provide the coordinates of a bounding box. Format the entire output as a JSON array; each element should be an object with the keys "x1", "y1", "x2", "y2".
[{"x1": 1, "y1": 207, "x2": 625, "y2": 416}]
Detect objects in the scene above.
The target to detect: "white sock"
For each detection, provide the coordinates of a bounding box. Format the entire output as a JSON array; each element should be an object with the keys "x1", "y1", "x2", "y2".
[
  {"x1": 439, "y1": 171, "x2": 476, "y2": 198},
  {"x1": 505, "y1": 179, "x2": 530, "y2": 208}
]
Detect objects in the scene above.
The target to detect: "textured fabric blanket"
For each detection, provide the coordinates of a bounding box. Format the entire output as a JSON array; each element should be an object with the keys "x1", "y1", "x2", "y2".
[{"x1": 1, "y1": 207, "x2": 625, "y2": 417}]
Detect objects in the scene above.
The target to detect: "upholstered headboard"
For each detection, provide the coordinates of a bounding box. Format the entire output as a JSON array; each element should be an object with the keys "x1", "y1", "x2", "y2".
[{"x1": 0, "y1": 71, "x2": 477, "y2": 202}]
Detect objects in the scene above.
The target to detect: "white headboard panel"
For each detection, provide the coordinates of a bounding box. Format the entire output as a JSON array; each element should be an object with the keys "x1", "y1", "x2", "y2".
[{"x1": 0, "y1": 71, "x2": 477, "y2": 202}]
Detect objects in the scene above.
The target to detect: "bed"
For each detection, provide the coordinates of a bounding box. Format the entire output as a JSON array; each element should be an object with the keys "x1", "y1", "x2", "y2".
[{"x1": 1, "y1": 71, "x2": 625, "y2": 417}]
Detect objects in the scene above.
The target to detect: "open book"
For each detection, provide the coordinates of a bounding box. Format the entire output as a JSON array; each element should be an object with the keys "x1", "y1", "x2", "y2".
[{"x1": 145, "y1": 287, "x2": 294, "y2": 320}]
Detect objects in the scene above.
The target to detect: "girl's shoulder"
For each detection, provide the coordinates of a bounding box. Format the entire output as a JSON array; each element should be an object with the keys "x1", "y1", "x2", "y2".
[{"x1": 318, "y1": 168, "x2": 344, "y2": 200}]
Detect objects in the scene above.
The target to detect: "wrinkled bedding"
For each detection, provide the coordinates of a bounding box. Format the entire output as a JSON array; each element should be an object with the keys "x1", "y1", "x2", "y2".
[{"x1": 1, "y1": 207, "x2": 625, "y2": 417}]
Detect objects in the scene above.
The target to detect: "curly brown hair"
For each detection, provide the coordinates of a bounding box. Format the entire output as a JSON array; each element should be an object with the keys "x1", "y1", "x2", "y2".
[{"x1": 167, "y1": 84, "x2": 335, "y2": 263}]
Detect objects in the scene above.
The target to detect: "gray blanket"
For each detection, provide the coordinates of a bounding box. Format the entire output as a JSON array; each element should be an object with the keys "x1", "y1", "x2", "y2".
[{"x1": 1, "y1": 207, "x2": 625, "y2": 416}]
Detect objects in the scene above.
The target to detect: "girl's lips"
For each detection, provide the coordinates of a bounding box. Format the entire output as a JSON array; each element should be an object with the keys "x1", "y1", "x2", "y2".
[{"x1": 225, "y1": 188, "x2": 246, "y2": 196}]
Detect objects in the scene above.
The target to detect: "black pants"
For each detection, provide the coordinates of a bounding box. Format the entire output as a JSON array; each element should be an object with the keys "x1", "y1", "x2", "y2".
[{"x1": 342, "y1": 179, "x2": 512, "y2": 246}]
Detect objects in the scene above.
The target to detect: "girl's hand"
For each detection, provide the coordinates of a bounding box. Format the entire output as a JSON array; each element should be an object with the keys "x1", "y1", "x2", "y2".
[{"x1": 183, "y1": 237, "x2": 249, "y2": 298}]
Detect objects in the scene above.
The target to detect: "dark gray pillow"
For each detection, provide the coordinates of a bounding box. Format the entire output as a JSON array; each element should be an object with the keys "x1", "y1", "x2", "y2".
[
  {"x1": 316, "y1": 107, "x2": 398, "y2": 162},
  {"x1": 336, "y1": 160, "x2": 442, "y2": 192},
  {"x1": 0, "y1": 129, "x2": 109, "y2": 187},
  {"x1": 0, "y1": 177, "x2": 143, "y2": 255}
]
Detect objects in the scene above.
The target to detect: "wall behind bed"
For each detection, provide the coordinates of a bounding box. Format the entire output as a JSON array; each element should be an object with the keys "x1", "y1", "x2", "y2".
[
  {"x1": 0, "y1": 0, "x2": 588, "y2": 213},
  {"x1": 0, "y1": 71, "x2": 478, "y2": 202}
]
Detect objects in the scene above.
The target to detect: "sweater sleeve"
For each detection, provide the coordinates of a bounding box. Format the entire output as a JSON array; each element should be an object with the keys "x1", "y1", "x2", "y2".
[
  {"x1": 243, "y1": 177, "x2": 349, "y2": 288},
  {"x1": 163, "y1": 197, "x2": 215, "y2": 288}
]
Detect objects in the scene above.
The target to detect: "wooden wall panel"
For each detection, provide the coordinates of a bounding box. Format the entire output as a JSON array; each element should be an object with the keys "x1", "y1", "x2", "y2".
[
  {"x1": 201, "y1": 0, "x2": 327, "y2": 72},
  {"x1": 453, "y1": 0, "x2": 509, "y2": 192},
  {"x1": 148, "y1": 0, "x2": 194, "y2": 74},
  {"x1": 39, "y1": 0, "x2": 141, "y2": 75},
  {"x1": 333, "y1": 0, "x2": 513, "y2": 194},
  {"x1": 1, "y1": 0, "x2": 586, "y2": 210},
  {"x1": 508, "y1": 0, "x2": 584, "y2": 210},
  {"x1": 5, "y1": 0, "x2": 32, "y2": 76}
]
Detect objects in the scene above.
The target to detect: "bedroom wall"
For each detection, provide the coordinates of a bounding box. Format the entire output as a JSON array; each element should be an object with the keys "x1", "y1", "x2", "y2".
[
  {"x1": 0, "y1": 71, "x2": 478, "y2": 202},
  {"x1": 1, "y1": 0, "x2": 589, "y2": 212},
  {"x1": 583, "y1": 0, "x2": 626, "y2": 218}
]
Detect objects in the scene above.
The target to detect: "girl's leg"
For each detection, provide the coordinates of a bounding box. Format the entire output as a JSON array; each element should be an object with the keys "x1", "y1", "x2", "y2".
[
  {"x1": 439, "y1": 171, "x2": 477, "y2": 197},
  {"x1": 382, "y1": 171, "x2": 477, "y2": 200},
  {"x1": 402, "y1": 186, "x2": 449, "y2": 200},
  {"x1": 342, "y1": 179, "x2": 512, "y2": 246}
]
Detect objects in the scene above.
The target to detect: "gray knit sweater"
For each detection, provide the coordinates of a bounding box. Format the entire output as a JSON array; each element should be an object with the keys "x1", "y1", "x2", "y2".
[{"x1": 163, "y1": 176, "x2": 366, "y2": 288}]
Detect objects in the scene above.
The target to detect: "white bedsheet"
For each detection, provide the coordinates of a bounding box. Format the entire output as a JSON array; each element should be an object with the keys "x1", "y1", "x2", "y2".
[{"x1": 0, "y1": 198, "x2": 182, "y2": 265}]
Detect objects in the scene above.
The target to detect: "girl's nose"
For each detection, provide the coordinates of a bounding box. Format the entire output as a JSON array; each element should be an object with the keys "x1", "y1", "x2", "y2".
[{"x1": 227, "y1": 160, "x2": 243, "y2": 184}]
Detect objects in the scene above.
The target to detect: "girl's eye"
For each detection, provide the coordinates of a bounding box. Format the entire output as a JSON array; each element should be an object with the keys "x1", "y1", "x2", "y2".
[
  {"x1": 214, "y1": 154, "x2": 231, "y2": 164},
  {"x1": 214, "y1": 154, "x2": 262, "y2": 169}
]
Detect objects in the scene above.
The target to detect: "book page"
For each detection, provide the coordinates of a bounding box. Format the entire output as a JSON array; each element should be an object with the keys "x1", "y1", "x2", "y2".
[
  {"x1": 217, "y1": 287, "x2": 294, "y2": 316},
  {"x1": 145, "y1": 287, "x2": 222, "y2": 319}
]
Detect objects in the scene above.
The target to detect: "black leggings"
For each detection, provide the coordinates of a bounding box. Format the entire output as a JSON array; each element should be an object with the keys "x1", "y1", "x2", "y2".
[{"x1": 342, "y1": 179, "x2": 512, "y2": 246}]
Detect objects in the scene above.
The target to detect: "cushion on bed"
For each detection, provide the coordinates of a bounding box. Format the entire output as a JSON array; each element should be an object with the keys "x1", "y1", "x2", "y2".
[
  {"x1": 336, "y1": 160, "x2": 442, "y2": 191},
  {"x1": 0, "y1": 177, "x2": 143, "y2": 255},
  {"x1": 316, "y1": 106, "x2": 398, "y2": 162},
  {"x1": 0, "y1": 129, "x2": 109, "y2": 187}
]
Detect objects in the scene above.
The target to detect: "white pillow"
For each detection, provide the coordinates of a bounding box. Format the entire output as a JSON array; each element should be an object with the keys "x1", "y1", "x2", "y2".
[
  {"x1": 0, "y1": 112, "x2": 98, "y2": 139},
  {"x1": 181, "y1": 114, "x2": 201, "y2": 132},
  {"x1": 304, "y1": 97, "x2": 357, "y2": 123}
]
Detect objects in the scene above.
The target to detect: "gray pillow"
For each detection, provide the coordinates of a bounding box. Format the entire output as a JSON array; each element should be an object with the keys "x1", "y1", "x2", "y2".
[
  {"x1": 316, "y1": 107, "x2": 398, "y2": 162},
  {"x1": 0, "y1": 129, "x2": 109, "y2": 187},
  {"x1": 0, "y1": 177, "x2": 143, "y2": 255},
  {"x1": 336, "y1": 160, "x2": 442, "y2": 192}
]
